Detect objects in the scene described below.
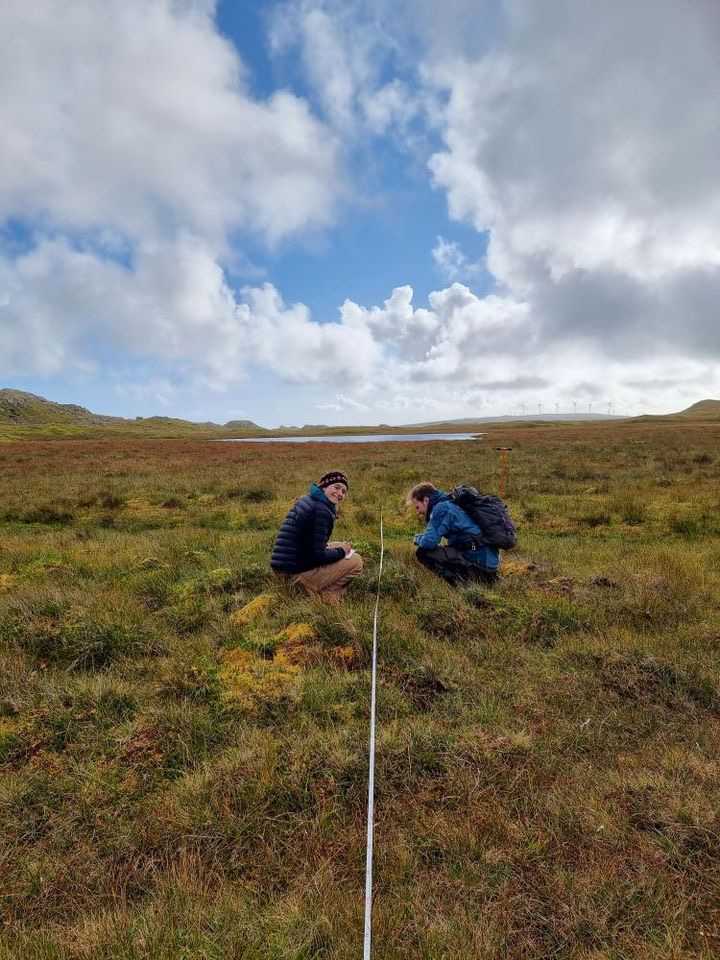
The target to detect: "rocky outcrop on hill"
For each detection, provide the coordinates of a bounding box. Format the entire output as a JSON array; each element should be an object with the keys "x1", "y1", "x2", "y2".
[
  {"x1": 0, "y1": 389, "x2": 262, "y2": 433},
  {"x1": 0, "y1": 389, "x2": 122, "y2": 425}
]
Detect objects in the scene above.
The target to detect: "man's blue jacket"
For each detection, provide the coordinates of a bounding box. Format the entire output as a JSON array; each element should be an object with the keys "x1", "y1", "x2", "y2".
[{"x1": 414, "y1": 490, "x2": 500, "y2": 571}]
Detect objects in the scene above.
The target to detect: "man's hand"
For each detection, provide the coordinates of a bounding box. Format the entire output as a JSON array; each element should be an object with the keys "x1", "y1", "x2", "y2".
[{"x1": 338, "y1": 541, "x2": 353, "y2": 555}]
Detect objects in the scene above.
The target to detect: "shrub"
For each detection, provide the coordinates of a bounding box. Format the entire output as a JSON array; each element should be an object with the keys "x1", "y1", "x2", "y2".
[
  {"x1": 235, "y1": 564, "x2": 273, "y2": 592},
  {"x1": 619, "y1": 553, "x2": 705, "y2": 629},
  {"x1": 311, "y1": 609, "x2": 358, "y2": 648},
  {"x1": 376, "y1": 558, "x2": 419, "y2": 598},
  {"x1": 611, "y1": 491, "x2": 648, "y2": 525},
  {"x1": 196, "y1": 511, "x2": 232, "y2": 530},
  {"x1": 416, "y1": 599, "x2": 478, "y2": 643},
  {"x1": 21, "y1": 505, "x2": 75, "y2": 525},
  {"x1": 99, "y1": 492, "x2": 125, "y2": 510},
  {"x1": 5, "y1": 601, "x2": 163, "y2": 670},
  {"x1": 499, "y1": 595, "x2": 584, "y2": 648},
  {"x1": 461, "y1": 583, "x2": 500, "y2": 609},
  {"x1": 392, "y1": 664, "x2": 453, "y2": 712},
  {"x1": 668, "y1": 513, "x2": 702, "y2": 537},
  {"x1": 158, "y1": 657, "x2": 222, "y2": 704},
  {"x1": 590, "y1": 652, "x2": 720, "y2": 714},
  {"x1": 164, "y1": 597, "x2": 214, "y2": 635},
  {"x1": 240, "y1": 514, "x2": 274, "y2": 531},
  {"x1": 130, "y1": 568, "x2": 174, "y2": 609},
  {"x1": 95, "y1": 689, "x2": 137, "y2": 721},
  {"x1": 242, "y1": 488, "x2": 274, "y2": 503},
  {"x1": 580, "y1": 509, "x2": 611, "y2": 527}
]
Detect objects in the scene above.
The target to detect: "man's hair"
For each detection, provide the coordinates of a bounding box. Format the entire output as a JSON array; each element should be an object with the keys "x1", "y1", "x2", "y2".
[{"x1": 407, "y1": 481, "x2": 437, "y2": 504}]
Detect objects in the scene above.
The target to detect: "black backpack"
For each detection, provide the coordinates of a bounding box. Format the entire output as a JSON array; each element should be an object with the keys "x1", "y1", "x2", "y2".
[{"x1": 449, "y1": 485, "x2": 518, "y2": 550}]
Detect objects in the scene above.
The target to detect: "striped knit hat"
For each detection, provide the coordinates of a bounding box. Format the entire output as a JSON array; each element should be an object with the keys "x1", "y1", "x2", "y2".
[{"x1": 318, "y1": 470, "x2": 349, "y2": 490}]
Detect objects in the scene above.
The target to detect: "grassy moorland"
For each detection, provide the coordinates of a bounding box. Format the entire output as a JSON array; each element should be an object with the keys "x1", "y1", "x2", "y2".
[{"x1": 1, "y1": 423, "x2": 719, "y2": 959}]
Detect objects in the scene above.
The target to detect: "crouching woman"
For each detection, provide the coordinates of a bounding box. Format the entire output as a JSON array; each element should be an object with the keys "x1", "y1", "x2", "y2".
[{"x1": 270, "y1": 471, "x2": 363, "y2": 604}]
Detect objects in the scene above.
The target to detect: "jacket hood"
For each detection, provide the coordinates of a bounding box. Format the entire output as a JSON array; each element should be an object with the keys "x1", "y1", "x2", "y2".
[
  {"x1": 426, "y1": 489, "x2": 447, "y2": 522},
  {"x1": 309, "y1": 482, "x2": 336, "y2": 513}
]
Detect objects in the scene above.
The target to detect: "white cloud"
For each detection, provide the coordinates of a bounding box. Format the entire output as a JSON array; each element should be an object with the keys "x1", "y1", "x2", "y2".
[
  {"x1": 0, "y1": 236, "x2": 382, "y2": 385},
  {"x1": 316, "y1": 393, "x2": 370, "y2": 412},
  {"x1": 2, "y1": 229, "x2": 714, "y2": 420},
  {"x1": 271, "y1": 0, "x2": 720, "y2": 407},
  {"x1": 270, "y1": 0, "x2": 420, "y2": 138},
  {"x1": 0, "y1": 0, "x2": 339, "y2": 246},
  {"x1": 432, "y1": 235, "x2": 484, "y2": 282},
  {"x1": 0, "y1": 0, "x2": 352, "y2": 394},
  {"x1": 425, "y1": 0, "x2": 720, "y2": 359},
  {"x1": 238, "y1": 284, "x2": 381, "y2": 384},
  {"x1": 115, "y1": 377, "x2": 178, "y2": 410},
  {"x1": 3, "y1": 0, "x2": 720, "y2": 424}
]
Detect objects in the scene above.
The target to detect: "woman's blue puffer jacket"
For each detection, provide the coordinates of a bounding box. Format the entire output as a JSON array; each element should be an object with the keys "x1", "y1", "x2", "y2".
[{"x1": 270, "y1": 484, "x2": 346, "y2": 573}]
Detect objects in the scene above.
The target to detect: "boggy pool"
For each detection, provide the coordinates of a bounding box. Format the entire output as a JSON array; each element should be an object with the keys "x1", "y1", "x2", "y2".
[{"x1": 219, "y1": 432, "x2": 484, "y2": 444}]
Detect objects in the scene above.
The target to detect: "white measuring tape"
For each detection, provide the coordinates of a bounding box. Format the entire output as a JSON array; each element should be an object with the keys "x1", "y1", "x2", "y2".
[{"x1": 363, "y1": 511, "x2": 384, "y2": 959}]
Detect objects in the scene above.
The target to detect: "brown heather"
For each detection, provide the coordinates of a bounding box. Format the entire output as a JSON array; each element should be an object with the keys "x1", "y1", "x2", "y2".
[{"x1": 1, "y1": 421, "x2": 719, "y2": 959}]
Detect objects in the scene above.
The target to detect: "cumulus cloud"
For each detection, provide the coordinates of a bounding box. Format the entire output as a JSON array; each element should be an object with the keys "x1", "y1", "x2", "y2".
[
  {"x1": 0, "y1": 236, "x2": 381, "y2": 384},
  {"x1": 238, "y1": 284, "x2": 381, "y2": 384},
  {"x1": 270, "y1": 0, "x2": 421, "y2": 138},
  {"x1": 316, "y1": 393, "x2": 370, "y2": 412},
  {"x1": 3, "y1": 0, "x2": 719, "y2": 423},
  {"x1": 115, "y1": 377, "x2": 179, "y2": 410},
  {"x1": 0, "y1": 0, "x2": 351, "y2": 392},
  {"x1": 0, "y1": 0, "x2": 339, "y2": 247},
  {"x1": 267, "y1": 0, "x2": 720, "y2": 387},
  {"x1": 432, "y1": 236, "x2": 484, "y2": 282},
  {"x1": 425, "y1": 0, "x2": 720, "y2": 362}
]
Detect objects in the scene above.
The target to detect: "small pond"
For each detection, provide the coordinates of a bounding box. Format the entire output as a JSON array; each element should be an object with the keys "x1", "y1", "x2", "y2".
[{"x1": 219, "y1": 432, "x2": 484, "y2": 444}]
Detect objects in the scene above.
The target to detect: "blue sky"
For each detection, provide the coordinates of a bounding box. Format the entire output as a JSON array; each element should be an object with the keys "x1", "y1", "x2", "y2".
[
  {"x1": 216, "y1": 0, "x2": 493, "y2": 323},
  {"x1": 1, "y1": 0, "x2": 719, "y2": 425}
]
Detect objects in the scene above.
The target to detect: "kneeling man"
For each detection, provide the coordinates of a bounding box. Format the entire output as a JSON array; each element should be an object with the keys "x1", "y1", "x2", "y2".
[
  {"x1": 271, "y1": 471, "x2": 363, "y2": 604},
  {"x1": 408, "y1": 481, "x2": 499, "y2": 586}
]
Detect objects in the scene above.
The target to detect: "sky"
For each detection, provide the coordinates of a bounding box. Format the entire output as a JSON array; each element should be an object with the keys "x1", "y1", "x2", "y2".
[{"x1": 1, "y1": 0, "x2": 719, "y2": 427}]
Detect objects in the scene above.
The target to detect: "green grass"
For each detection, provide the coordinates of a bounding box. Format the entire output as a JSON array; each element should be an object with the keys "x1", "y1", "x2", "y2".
[{"x1": 1, "y1": 423, "x2": 719, "y2": 958}]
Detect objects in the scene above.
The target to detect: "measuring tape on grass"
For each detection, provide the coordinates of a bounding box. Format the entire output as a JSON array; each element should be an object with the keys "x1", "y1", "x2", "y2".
[{"x1": 363, "y1": 511, "x2": 384, "y2": 959}]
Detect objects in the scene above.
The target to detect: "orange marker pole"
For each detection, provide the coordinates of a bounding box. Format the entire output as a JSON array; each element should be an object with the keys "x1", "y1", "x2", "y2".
[{"x1": 496, "y1": 447, "x2": 512, "y2": 498}]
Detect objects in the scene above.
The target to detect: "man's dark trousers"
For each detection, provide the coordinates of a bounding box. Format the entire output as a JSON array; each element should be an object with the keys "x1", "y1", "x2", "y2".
[{"x1": 416, "y1": 545, "x2": 498, "y2": 586}]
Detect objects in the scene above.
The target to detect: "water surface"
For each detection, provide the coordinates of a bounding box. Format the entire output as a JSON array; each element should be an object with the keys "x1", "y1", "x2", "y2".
[{"x1": 219, "y1": 432, "x2": 483, "y2": 444}]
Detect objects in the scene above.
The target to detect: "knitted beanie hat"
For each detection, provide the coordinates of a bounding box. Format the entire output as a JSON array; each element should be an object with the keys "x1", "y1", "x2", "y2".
[{"x1": 318, "y1": 470, "x2": 349, "y2": 490}]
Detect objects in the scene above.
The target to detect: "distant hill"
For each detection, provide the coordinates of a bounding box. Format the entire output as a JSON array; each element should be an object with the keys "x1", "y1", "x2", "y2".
[
  {"x1": 403, "y1": 413, "x2": 625, "y2": 428},
  {"x1": 6, "y1": 388, "x2": 720, "y2": 442},
  {"x1": 0, "y1": 389, "x2": 123, "y2": 426},
  {"x1": 675, "y1": 399, "x2": 720, "y2": 419},
  {"x1": 633, "y1": 399, "x2": 720, "y2": 424},
  {"x1": 224, "y1": 419, "x2": 262, "y2": 430},
  {"x1": 0, "y1": 389, "x2": 263, "y2": 439}
]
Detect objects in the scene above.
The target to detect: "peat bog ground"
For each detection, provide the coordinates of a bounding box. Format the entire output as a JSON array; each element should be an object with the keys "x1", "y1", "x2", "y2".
[{"x1": 1, "y1": 422, "x2": 719, "y2": 959}]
